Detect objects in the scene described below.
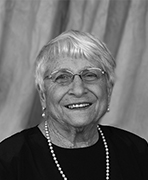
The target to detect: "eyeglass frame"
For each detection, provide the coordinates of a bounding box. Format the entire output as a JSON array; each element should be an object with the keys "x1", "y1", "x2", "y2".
[{"x1": 43, "y1": 67, "x2": 107, "y2": 85}]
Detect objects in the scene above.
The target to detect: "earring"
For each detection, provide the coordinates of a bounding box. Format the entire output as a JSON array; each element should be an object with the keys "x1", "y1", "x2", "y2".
[
  {"x1": 107, "y1": 94, "x2": 110, "y2": 112},
  {"x1": 107, "y1": 106, "x2": 110, "y2": 112},
  {"x1": 42, "y1": 107, "x2": 46, "y2": 117}
]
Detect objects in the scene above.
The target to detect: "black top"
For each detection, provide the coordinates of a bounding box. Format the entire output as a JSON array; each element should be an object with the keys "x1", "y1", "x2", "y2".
[{"x1": 0, "y1": 125, "x2": 148, "y2": 180}]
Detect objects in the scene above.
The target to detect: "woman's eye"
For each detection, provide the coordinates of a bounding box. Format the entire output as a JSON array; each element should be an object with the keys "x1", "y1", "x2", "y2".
[
  {"x1": 84, "y1": 73, "x2": 98, "y2": 80},
  {"x1": 55, "y1": 74, "x2": 71, "y2": 82}
]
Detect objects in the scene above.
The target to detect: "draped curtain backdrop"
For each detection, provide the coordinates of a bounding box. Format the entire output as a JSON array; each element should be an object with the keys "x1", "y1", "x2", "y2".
[{"x1": 0, "y1": 0, "x2": 148, "y2": 142}]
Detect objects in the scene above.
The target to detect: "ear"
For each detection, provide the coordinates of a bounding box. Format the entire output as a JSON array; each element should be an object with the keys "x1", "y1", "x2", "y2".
[
  {"x1": 37, "y1": 84, "x2": 46, "y2": 109},
  {"x1": 107, "y1": 84, "x2": 113, "y2": 104}
]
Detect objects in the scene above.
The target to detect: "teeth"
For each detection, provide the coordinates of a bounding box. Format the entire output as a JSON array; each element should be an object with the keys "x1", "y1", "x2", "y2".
[{"x1": 67, "y1": 103, "x2": 90, "y2": 109}]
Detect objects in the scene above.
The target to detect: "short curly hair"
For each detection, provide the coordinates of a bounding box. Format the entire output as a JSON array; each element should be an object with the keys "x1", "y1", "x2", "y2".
[{"x1": 35, "y1": 30, "x2": 116, "y2": 92}]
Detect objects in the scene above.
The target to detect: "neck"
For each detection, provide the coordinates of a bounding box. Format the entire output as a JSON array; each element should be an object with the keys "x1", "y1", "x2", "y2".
[{"x1": 45, "y1": 119, "x2": 99, "y2": 149}]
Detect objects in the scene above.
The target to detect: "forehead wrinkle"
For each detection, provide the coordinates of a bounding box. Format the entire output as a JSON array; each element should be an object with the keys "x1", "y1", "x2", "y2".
[{"x1": 48, "y1": 56, "x2": 103, "y2": 72}]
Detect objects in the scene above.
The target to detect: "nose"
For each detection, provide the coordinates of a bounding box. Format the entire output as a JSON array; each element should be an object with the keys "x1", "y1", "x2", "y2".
[{"x1": 69, "y1": 75, "x2": 87, "y2": 97}]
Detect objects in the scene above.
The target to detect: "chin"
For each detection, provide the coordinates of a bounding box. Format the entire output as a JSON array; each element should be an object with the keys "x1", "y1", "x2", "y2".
[{"x1": 66, "y1": 116, "x2": 95, "y2": 128}]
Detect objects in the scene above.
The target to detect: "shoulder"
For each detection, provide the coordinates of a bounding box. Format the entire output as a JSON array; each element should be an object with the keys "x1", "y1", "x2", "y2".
[
  {"x1": 100, "y1": 125, "x2": 148, "y2": 178},
  {"x1": 100, "y1": 125, "x2": 148, "y2": 153},
  {"x1": 0, "y1": 126, "x2": 39, "y2": 161}
]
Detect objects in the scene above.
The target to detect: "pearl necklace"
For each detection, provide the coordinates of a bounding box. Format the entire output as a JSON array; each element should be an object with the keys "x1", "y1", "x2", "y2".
[{"x1": 44, "y1": 120, "x2": 110, "y2": 180}]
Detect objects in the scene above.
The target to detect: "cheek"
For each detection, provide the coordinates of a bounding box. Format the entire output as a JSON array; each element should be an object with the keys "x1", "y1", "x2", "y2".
[
  {"x1": 94, "y1": 84, "x2": 108, "y2": 107},
  {"x1": 45, "y1": 85, "x2": 66, "y2": 113},
  {"x1": 45, "y1": 93, "x2": 63, "y2": 120},
  {"x1": 45, "y1": 83, "x2": 60, "y2": 103},
  {"x1": 93, "y1": 82, "x2": 108, "y2": 99}
]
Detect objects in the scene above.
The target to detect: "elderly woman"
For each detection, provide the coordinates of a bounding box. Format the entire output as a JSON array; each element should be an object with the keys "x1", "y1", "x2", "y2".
[{"x1": 0, "y1": 30, "x2": 148, "y2": 180}]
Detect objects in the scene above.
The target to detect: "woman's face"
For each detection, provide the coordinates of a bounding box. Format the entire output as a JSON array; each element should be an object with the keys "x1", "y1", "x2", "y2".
[{"x1": 43, "y1": 57, "x2": 110, "y2": 128}]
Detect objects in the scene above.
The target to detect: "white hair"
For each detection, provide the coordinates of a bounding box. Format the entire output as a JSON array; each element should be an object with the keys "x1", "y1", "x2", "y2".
[{"x1": 35, "y1": 30, "x2": 116, "y2": 92}]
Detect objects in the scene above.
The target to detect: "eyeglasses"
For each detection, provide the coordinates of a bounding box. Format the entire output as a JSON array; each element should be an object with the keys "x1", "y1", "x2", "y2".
[{"x1": 44, "y1": 67, "x2": 106, "y2": 86}]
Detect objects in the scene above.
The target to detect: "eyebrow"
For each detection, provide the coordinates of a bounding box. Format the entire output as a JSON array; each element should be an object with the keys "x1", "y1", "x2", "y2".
[{"x1": 50, "y1": 66, "x2": 97, "y2": 74}]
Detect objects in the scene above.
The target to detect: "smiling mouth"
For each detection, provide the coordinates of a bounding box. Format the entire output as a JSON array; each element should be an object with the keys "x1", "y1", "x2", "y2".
[{"x1": 65, "y1": 102, "x2": 92, "y2": 110}]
